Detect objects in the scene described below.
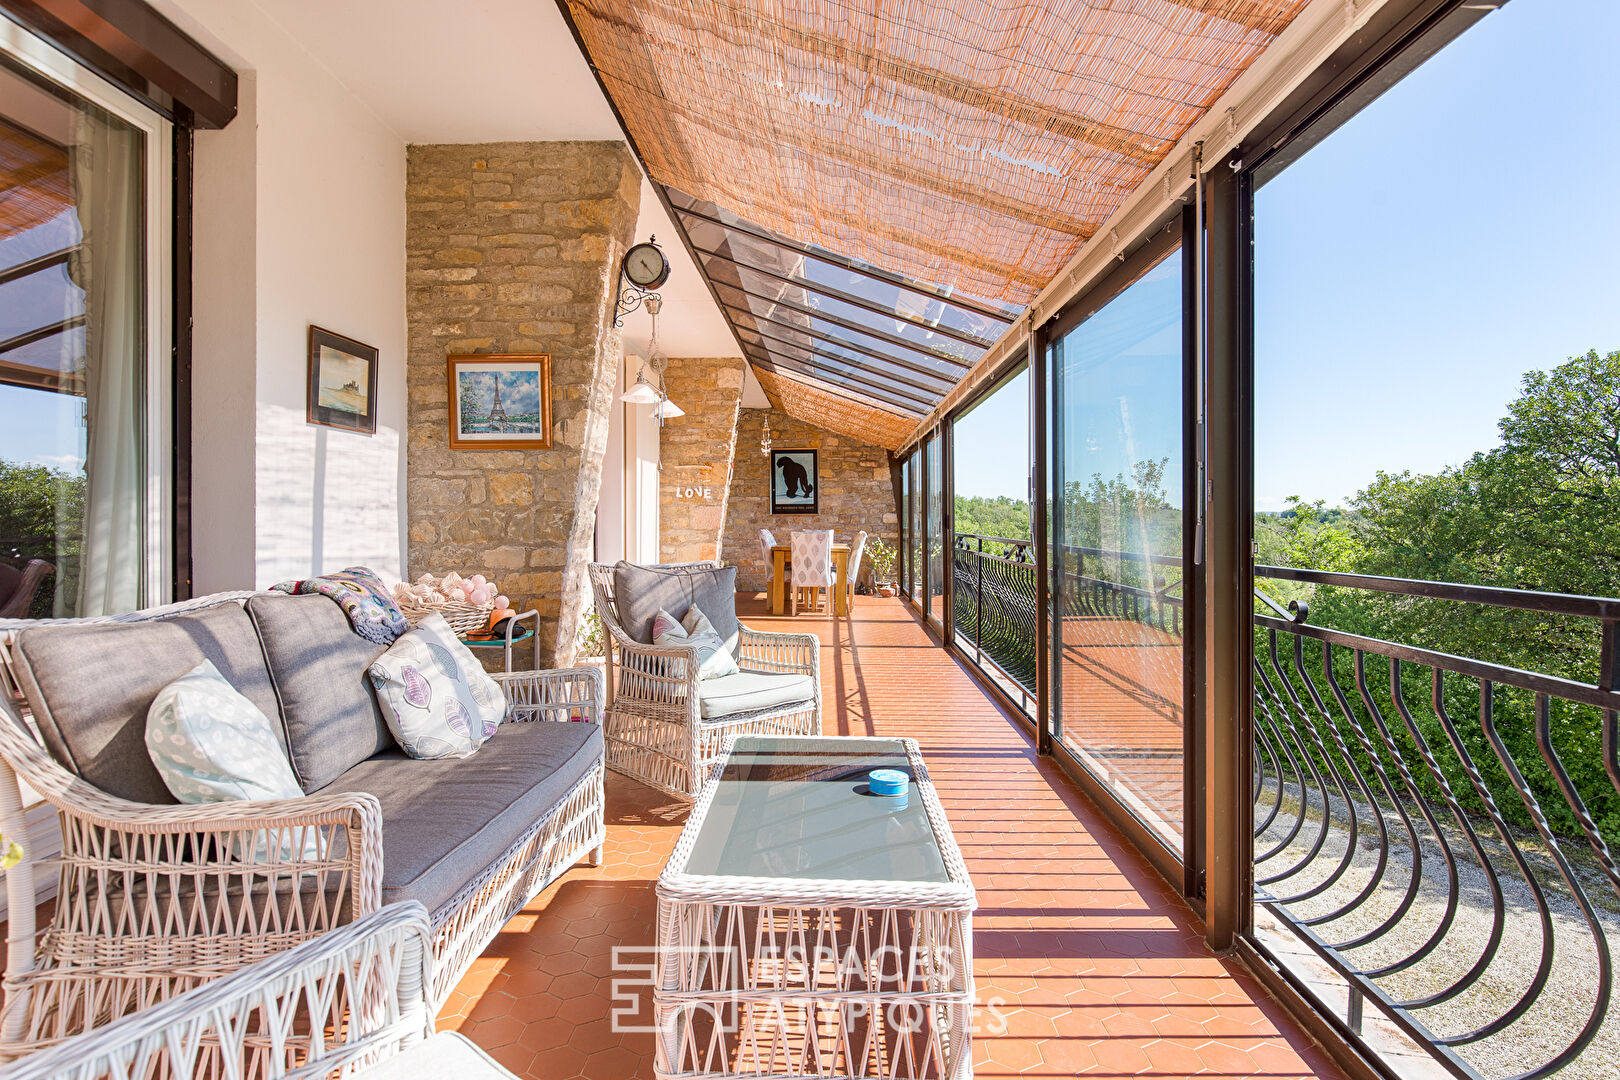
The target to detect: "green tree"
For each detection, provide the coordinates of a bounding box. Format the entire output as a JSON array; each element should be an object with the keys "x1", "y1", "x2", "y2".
[
  {"x1": 1269, "y1": 349, "x2": 1620, "y2": 839},
  {"x1": 0, "y1": 458, "x2": 83, "y2": 618}
]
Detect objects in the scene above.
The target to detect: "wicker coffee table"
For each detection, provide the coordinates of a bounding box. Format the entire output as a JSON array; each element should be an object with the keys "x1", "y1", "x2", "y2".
[{"x1": 654, "y1": 735, "x2": 977, "y2": 1080}]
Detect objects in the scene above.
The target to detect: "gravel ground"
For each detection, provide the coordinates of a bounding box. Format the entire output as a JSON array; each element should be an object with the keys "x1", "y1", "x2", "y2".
[{"x1": 1256, "y1": 777, "x2": 1619, "y2": 1080}]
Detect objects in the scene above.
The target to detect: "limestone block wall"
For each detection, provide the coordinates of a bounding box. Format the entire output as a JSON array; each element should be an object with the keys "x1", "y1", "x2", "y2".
[
  {"x1": 657, "y1": 356, "x2": 746, "y2": 564},
  {"x1": 721, "y1": 407, "x2": 899, "y2": 593},
  {"x1": 405, "y1": 141, "x2": 640, "y2": 667}
]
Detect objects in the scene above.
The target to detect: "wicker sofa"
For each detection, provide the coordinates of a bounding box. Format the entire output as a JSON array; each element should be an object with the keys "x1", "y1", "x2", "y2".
[
  {"x1": 588, "y1": 560, "x2": 821, "y2": 799},
  {"x1": 0, "y1": 591, "x2": 605, "y2": 1059}
]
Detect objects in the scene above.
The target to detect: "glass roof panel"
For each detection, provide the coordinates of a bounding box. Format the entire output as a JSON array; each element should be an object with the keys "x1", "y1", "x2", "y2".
[
  {"x1": 731, "y1": 324, "x2": 942, "y2": 409},
  {"x1": 703, "y1": 258, "x2": 992, "y2": 361},
  {"x1": 710, "y1": 281, "x2": 965, "y2": 388}
]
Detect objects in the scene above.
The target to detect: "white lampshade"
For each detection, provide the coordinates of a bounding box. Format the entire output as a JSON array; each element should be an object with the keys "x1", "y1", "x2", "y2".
[
  {"x1": 620, "y1": 380, "x2": 661, "y2": 405},
  {"x1": 655, "y1": 399, "x2": 686, "y2": 419}
]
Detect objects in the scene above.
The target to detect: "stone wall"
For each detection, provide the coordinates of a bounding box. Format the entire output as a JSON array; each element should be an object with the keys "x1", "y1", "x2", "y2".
[
  {"x1": 658, "y1": 356, "x2": 745, "y2": 564},
  {"x1": 405, "y1": 141, "x2": 640, "y2": 667},
  {"x1": 721, "y1": 407, "x2": 899, "y2": 593}
]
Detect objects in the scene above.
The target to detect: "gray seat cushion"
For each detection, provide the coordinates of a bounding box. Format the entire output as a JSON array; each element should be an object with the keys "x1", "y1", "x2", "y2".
[
  {"x1": 319, "y1": 720, "x2": 603, "y2": 916},
  {"x1": 613, "y1": 562, "x2": 739, "y2": 650},
  {"x1": 10, "y1": 602, "x2": 278, "y2": 804},
  {"x1": 246, "y1": 593, "x2": 392, "y2": 793},
  {"x1": 698, "y1": 670, "x2": 816, "y2": 720}
]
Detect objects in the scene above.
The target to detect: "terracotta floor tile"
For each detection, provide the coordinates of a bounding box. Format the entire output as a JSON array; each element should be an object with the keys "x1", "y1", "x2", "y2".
[{"x1": 440, "y1": 595, "x2": 1347, "y2": 1080}]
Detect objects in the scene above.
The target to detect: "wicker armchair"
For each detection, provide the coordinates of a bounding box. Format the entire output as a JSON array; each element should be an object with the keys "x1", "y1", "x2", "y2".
[
  {"x1": 0, "y1": 901, "x2": 513, "y2": 1080},
  {"x1": 0, "y1": 592, "x2": 604, "y2": 1060},
  {"x1": 588, "y1": 562, "x2": 821, "y2": 799}
]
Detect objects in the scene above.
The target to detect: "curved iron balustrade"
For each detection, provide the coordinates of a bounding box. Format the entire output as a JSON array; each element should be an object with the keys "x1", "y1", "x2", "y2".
[{"x1": 946, "y1": 534, "x2": 1620, "y2": 1078}]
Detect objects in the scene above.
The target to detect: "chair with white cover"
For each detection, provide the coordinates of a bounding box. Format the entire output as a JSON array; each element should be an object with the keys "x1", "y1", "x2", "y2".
[
  {"x1": 0, "y1": 901, "x2": 529, "y2": 1080},
  {"x1": 790, "y1": 530, "x2": 835, "y2": 615},
  {"x1": 758, "y1": 528, "x2": 785, "y2": 594},
  {"x1": 846, "y1": 530, "x2": 868, "y2": 611}
]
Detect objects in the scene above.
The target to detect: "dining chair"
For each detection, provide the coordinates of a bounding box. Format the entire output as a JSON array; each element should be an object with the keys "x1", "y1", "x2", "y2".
[
  {"x1": 846, "y1": 530, "x2": 868, "y2": 611},
  {"x1": 789, "y1": 530, "x2": 835, "y2": 615}
]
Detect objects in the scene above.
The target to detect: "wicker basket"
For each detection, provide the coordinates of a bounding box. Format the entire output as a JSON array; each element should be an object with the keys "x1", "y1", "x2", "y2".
[{"x1": 397, "y1": 597, "x2": 495, "y2": 636}]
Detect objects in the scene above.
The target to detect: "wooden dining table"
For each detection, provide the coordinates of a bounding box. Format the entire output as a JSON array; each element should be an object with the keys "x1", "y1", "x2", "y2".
[{"x1": 768, "y1": 543, "x2": 851, "y2": 616}]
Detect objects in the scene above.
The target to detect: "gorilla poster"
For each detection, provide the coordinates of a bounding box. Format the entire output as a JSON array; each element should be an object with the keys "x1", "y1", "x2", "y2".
[{"x1": 770, "y1": 448, "x2": 819, "y2": 514}]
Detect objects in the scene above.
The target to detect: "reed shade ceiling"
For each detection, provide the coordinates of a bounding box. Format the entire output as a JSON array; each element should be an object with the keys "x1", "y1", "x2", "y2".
[
  {"x1": 565, "y1": 0, "x2": 1308, "y2": 441},
  {"x1": 0, "y1": 118, "x2": 70, "y2": 238}
]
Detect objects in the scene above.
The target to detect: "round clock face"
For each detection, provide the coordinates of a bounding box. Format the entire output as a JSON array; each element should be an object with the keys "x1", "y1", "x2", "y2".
[{"x1": 624, "y1": 242, "x2": 670, "y2": 289}]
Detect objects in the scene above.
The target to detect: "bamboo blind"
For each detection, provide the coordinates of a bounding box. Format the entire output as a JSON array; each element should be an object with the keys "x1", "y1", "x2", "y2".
[
  {"x1": 0, "y1": 119, "x2": 70, "y2": 239},
  {"x1": 567, "y1": 0, "x2": 1307, "y2": 306},
  {"x1": 753, "y1": 365, "x2": 916, "y2": 450}
]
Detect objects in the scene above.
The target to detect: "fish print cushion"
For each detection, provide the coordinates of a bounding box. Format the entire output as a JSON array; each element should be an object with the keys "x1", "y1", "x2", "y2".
[
  {"x1": 367, "y1": 613, "x2": 506, "y2": 759},
  {"x1": 147, "y1": 660, "x2": 319, "y2": 861},
  {"x1": 653, "y1": 604, "x2": 740, "y2": 680}
]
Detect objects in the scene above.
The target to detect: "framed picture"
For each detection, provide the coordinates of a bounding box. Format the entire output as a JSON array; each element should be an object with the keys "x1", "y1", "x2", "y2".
[
  {"x1": 446, "y1": 353, "x2": 553, "y2": 450},
  {"x1": 770, "y1": 447, "x2": 819, "y2": 515},
  {"x1": 306, "y1": 326, "x2": 379, "y2": 434}
]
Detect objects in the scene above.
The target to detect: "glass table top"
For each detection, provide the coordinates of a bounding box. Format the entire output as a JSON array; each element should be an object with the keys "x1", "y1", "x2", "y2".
[{"x1": 683, "y1": 736, "x2": 950, "y2": 883}]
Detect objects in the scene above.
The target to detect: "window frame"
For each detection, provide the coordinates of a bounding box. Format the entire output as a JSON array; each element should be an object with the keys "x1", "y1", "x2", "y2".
[{"x1": 1, "y1": 13, "x2": 175, "y2": 609}]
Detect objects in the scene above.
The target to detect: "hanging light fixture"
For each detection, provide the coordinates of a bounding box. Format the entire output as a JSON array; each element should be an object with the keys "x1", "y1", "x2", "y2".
[
  {"x1": 760, "y1": 416, "x2": 773, "y2": 456},
  {"x1": 619, "y1": 295, "x2": 681, "y2": 425}
]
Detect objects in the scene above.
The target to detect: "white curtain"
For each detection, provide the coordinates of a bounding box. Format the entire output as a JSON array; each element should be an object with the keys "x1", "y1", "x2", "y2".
[{"x1": 69, "y1": 108, "x2": 143, "y2": 616}]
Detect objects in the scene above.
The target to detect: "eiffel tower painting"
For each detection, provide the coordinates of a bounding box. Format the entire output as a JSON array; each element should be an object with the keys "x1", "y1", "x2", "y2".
[
  {"x1": 487, "y1": 376, "x2": 508, "y2": 430},
  {"x1": 448, "y1": 354, "x2": 555, "y2": 451}
]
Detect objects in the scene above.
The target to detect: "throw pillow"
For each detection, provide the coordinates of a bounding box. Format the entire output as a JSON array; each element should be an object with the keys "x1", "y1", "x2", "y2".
[
  {"x1": 652, "y1": 605, "x2": 741, "y2": 680},
  {"x1": 146, "y1": 660, "x2": 316, "y2": 860},
  {"x1": 612, "y1": 562, "x2": 740, "y2": 651},
  {"x1": 367, "y1": 614, "x2": 506, "y2": 759},
  {"x1": 682, "y1": 605, "x2": 742, "y2": 679}
]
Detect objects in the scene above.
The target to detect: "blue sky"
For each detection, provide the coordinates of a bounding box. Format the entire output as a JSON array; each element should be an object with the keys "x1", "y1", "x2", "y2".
[
  {"x1": 1253, "y1": 0, "x2": 1619, "y2": 508},
  {"x1": 958, "y1": 0, "x2": 1618, "y2": 508}
]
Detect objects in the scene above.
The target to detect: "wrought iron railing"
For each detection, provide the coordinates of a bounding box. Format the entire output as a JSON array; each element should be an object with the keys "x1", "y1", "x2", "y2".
[
  {"x1": 952, "y1": 534, "x2": 1038, "y2": 691},
  {"x1": 1253, "y1": 569, "x2": 1620, "y2": 1080},
  {"x1": 946, "y1": 537, "x2": 1620, "y2": 1077}
]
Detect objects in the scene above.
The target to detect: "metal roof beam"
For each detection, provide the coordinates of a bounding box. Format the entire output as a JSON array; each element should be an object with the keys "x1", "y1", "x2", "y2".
[
  {"x1": 721, "y1": 303, "x2": 962, "y2": 388},
  {"x1": 745, "y1": 349, "x2": 930, "y2": 416},
  {"x1": 711, "y1": 278, "x2": 984, "y2": 365},
  {"x1": 672, "y1": 202, "x2": 1018, "y2": 324},
  {"x1": 693, "y1": 244, "x2": 997, "y2": 350}
]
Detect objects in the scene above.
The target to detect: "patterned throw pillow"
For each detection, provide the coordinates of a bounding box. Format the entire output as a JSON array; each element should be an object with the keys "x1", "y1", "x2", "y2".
[
  {"x1": 367, "y1": 614, "x2": 506, "y2": 759},
  {"x1": 653, "y1": 604, "x2": 741, "y2": 680},
  {"x1": 147, "y1": 660, "x2": 316, "y2": 860}
]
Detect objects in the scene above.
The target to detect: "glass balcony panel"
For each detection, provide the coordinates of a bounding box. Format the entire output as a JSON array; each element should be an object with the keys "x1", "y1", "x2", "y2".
[{"x1": 1050, "y1": 247, "x2": 1185, "y2": 851}]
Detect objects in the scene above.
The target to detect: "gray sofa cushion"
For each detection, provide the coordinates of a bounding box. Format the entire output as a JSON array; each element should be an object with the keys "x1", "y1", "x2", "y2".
[
  {"x1": 698, "y1": 671, "x2": 816, "y2": 720},
  {"x1": 320, "y1": 720, "x2": 602, "y2": 916},
  {"x1": 10, "y1": 602, "x2": 278, "y2": 804},
  {"x1": 613, "y1": 562, "x2": 739, "y2": 651},
  {"x1": 246, "y1": 593, "x2": 392, "y2": 793}
]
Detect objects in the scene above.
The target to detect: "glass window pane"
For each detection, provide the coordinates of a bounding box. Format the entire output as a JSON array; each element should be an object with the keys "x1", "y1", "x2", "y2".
[
  {"x1": 951, "y1": 368, "x2": 1035, "y2": 695},
  {"x1": 909, "y1": 452, "x2": 922, "y2": 603},
  {"x1": 926, "y1": 434, "x2": 942, "y2": 625},
  {"x1": 0, "y1": 58, "x2": 148, "y2": 617},
  {"x1": 1051, "y1": 246, "x2": 1185, "y2": 850}
]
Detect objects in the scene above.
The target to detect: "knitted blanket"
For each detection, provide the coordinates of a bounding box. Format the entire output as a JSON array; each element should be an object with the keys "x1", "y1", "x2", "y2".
[{"x1": 270, "y1": 566, "x2": 409, "y2": 646}]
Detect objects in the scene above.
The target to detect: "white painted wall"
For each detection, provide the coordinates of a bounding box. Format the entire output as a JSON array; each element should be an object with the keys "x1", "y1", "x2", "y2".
[{"x1": 155, "y1": 0, "x2": 407, "y2": 591}]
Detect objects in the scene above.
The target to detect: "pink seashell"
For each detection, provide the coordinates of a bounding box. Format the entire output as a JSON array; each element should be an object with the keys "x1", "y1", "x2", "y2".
[
  {"x1": 469, "y1": 574, "x2": 487, "y2": 587},
  {"x1": 402, "y1": 666, "x2": 432, "y2": 709},
  {"x1": 493, "y1": 595, "x2": 509, "y2": 609}
]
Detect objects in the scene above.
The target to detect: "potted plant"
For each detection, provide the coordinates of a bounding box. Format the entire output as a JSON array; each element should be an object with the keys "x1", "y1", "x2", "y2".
[{"x1": 866, "y1": 537, "x2": 898, "y2": 597}]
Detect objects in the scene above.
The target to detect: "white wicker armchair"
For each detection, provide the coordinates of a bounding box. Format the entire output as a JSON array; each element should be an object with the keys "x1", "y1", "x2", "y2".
[
  {"x1": 0, "y1": 901, "x2": 506, "y2": 1080},
  {"x1": 0, "y1": 592, "x2": 605, "y2": 1061},
  {"x1": 588, "y1": 562, "x2": 821, "y2": 799}
]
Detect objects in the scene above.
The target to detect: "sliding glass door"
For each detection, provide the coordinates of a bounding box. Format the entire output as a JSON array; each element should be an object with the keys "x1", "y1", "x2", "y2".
[
  {"x1": 1048, "y1": 232, "x2": 1188, "y2": 856},
  {"x1": 0, "y1": 16, "x2": 172, "y2": 617}
]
